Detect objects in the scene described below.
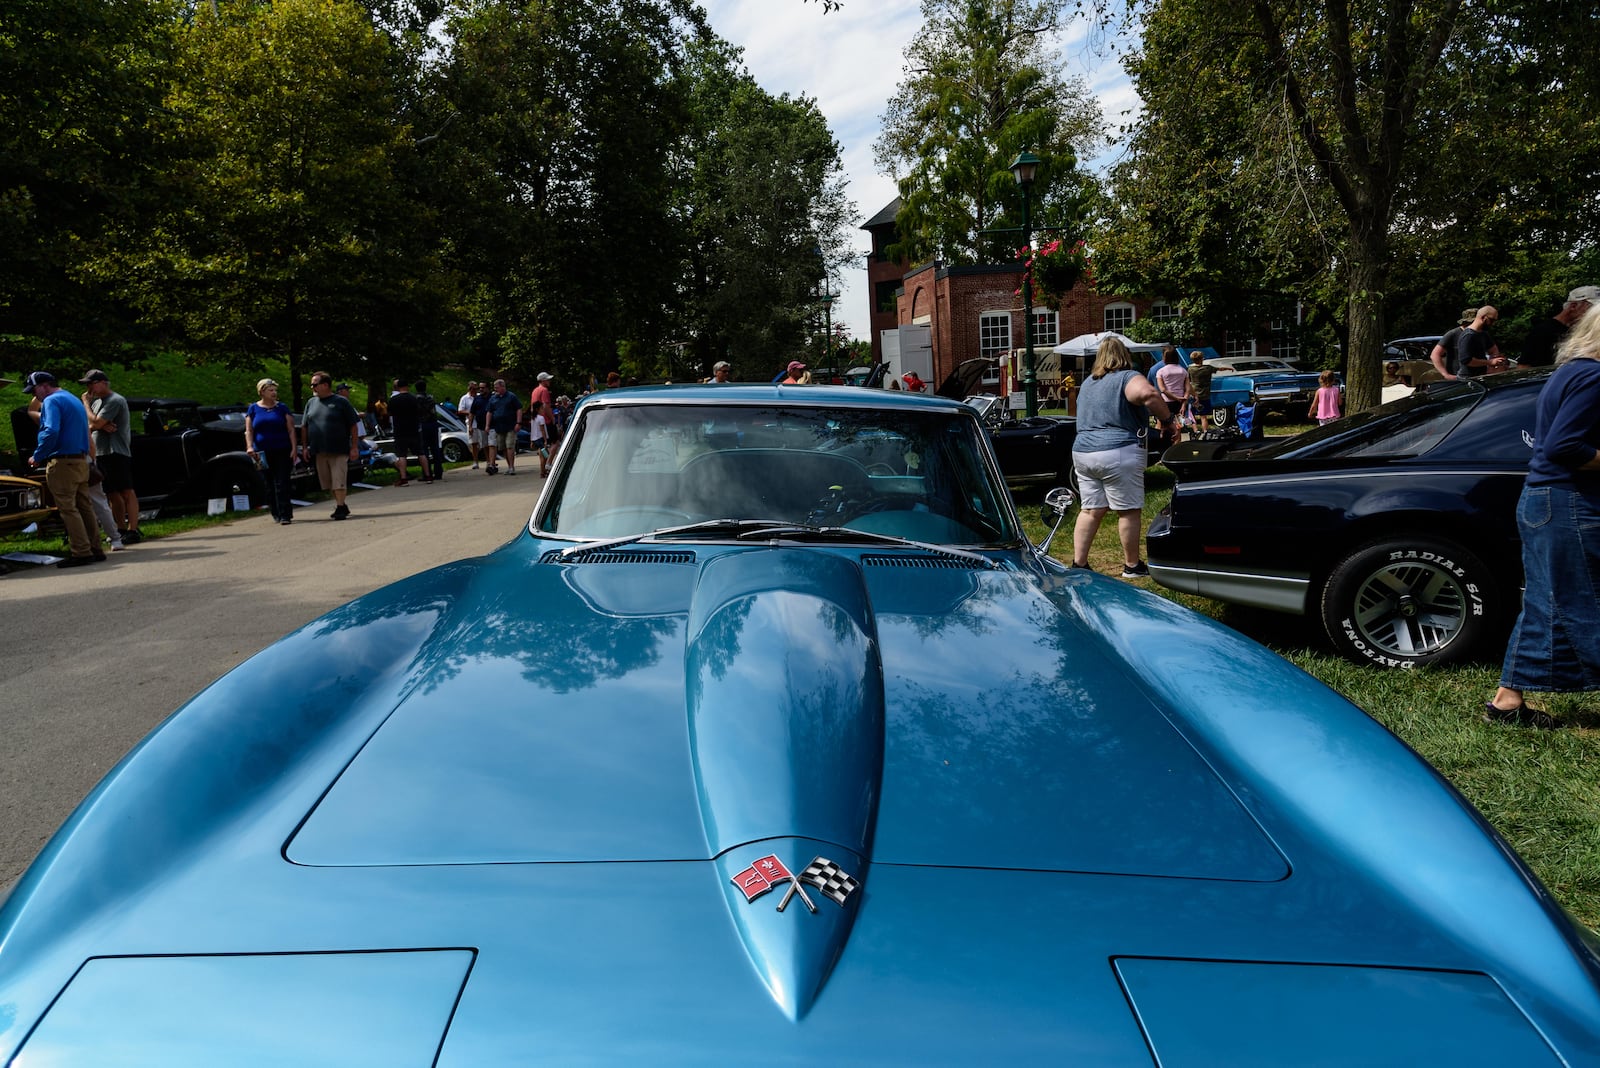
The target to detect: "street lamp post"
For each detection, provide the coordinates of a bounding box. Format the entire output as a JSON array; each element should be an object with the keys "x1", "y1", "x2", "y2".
[
  {"x1": 822, "y1": 293, "x2": 835, "y2": 368},
  {"x1": 1010, "y1": 151, "x2": 1041, "y2": 417}
]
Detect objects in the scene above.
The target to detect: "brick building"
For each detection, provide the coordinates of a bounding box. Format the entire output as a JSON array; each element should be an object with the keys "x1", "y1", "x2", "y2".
[{"x1": 862, "y1": 198, "x2": 1168, "y2": 388}]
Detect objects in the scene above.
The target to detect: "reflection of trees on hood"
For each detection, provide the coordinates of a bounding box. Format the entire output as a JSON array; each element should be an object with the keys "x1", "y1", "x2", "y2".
[
  {"x1": 688, "y1": 597, "x2": 752, "y2": 686},
  {"x1": 343, "y1": 560, "x2": 678, "y2": 697},
  {"x1": 524, "y1": 611, "x2": 677, "y2": 695}
]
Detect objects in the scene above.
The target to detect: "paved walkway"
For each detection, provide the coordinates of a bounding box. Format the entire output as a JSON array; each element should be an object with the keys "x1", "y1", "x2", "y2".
[{"x1": 0, "y1": 469, "x2": 544, "y2": 896}]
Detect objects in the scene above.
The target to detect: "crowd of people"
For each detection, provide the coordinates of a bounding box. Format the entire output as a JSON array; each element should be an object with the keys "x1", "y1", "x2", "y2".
[{"x1": 17, "y1": 366, "x2": 579, "y2": 562}]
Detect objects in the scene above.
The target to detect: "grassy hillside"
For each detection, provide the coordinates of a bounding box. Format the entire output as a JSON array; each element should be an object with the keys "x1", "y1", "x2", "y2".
[{"x1": 2, "y1": 353, "x2": 478, "y2": 463}]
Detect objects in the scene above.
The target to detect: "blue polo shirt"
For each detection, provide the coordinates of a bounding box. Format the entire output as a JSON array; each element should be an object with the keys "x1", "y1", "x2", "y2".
[{"x1": 33, "y1": 390, "x2": 91, "y2": 463}]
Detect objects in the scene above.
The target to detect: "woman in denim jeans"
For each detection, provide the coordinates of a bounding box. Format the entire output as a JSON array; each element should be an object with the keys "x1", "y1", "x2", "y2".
[{"x1": 1487, "y1": 303, "x2": 1600, "y2": 728}]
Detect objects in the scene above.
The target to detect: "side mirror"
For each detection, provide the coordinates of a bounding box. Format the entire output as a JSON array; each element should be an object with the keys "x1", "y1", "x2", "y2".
[{"x1": 1036, "y1": 485, "x2": 1076, "y2": 555}]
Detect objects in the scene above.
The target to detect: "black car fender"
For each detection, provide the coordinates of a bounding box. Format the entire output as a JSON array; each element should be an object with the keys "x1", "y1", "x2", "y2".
[
  {"x1": 1310, "y1": 505, "x2": 1521, "y2": 594},
  {"x1": 199, "y1": 450, "x2": 268, "y2": 505}
]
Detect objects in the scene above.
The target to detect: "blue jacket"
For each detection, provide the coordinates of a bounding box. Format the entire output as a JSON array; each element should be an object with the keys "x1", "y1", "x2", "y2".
[{"x1": 33, "y1": 391, "x2": 91, "y2": 463}]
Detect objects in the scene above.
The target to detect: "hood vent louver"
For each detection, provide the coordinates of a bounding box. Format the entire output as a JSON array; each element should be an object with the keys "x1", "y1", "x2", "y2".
[
  {"x1": 860, "y1": 553, "x2": 988, "y2": 570},
  {"x1": 541, "y1": 549, "x2": 696, "y2": 565}
]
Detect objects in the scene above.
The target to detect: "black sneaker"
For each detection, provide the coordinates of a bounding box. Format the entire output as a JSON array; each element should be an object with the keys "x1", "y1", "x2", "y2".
[
  {"x1": 57, "y1": 555, "x2": 96, "y2": 568},
  {"x1": 1121, "y1": 561, "x2": 1151, "y2": 578},
  {"x1": 1483, "y1": 702, "x2": 1559, "y2": 729},
  {"x1": 1069, "y1": 561, "x2": 1092, "y2": 570},
  {"x1": 121, "y1": 529, "x2": 143, "y2": 545},
  {"x1": 331, "y1": 503, "x2": 350, "y2": 521}
]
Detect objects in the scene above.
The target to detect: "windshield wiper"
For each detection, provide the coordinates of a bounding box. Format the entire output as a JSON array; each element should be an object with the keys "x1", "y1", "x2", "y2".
[
  {"x1": 556, "y1": 519, "x2": 787, "y2": 560},
  {"x1": 556, "y1": 518, "x2": 998, "y2": 569},
  {"x1": 731, "y1": 524, "x2": 998, "y2": 568}
]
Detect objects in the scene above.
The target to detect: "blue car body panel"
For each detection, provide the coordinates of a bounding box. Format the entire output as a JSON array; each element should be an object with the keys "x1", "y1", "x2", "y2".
[{"x1": 2, "y1": 385, "x2": 1598, "y2": 1064}]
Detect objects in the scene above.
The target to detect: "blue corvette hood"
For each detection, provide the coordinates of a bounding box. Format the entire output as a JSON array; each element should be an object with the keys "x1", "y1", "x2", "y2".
[
  {"x1": 7, "y1": 534, "x2": 1600, "y2": 1062},
  {"x1": 287, "y1": 546, "x2": 1285, "y2": 883}
]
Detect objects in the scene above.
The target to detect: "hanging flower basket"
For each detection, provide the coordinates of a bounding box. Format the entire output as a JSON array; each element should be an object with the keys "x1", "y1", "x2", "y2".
[{"x1": 1015, "y1": 239, "x2": 1093, "y2": 305}]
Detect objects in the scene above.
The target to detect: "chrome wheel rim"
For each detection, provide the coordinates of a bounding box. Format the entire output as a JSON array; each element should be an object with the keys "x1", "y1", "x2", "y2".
[{"x1": 1350, "y1": 560, "x2": 1467, "y2": 657}]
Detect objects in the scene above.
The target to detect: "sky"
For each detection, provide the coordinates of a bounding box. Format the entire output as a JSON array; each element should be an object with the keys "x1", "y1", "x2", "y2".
[{"x1": 697, "y1": 0, "x2": 1140, "y2": 341}]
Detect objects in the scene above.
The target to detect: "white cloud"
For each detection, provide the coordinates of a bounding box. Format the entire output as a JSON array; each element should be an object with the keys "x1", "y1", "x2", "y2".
[{"x1": 698, "y1": 0, "x2": 1134, "y2": 340}]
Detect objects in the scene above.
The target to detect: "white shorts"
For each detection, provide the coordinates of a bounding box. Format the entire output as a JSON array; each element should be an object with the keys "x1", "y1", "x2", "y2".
[{"x1": 1072, "y1": 445, "x2": 1146, "y2": 511}]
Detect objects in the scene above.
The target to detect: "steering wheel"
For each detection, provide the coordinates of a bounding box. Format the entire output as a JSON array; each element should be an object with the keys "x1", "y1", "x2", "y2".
[
  {"x1": 571, "y1": 507, "x2": 695, "y2": 537},
  {"x1": 865, "y1": 462, "x2": 897, "y2": 476}
]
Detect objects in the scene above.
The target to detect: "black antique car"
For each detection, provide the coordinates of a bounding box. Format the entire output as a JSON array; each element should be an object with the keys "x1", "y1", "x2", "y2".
[
  {"x1": 1147, "y1": 369, "x2": 1544, "y2": 667},
  {"x1": 963, "y1": 393, "x2": 1076, "y2": 485}
]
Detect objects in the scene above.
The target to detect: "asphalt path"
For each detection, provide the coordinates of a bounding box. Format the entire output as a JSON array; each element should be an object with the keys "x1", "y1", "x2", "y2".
[{"x1": 0, "y1": 467, "x2": 544, "y2": 898}]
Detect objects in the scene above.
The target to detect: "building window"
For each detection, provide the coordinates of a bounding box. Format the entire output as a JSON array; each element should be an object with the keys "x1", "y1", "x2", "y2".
[
  {"x1": 1225, "y1": 335, "x2": 1255, "y2": 357},
  {"x1": 1104, "y1": 302, "x2": 1135, "y2": 333},
  {"x1": 979, "y1": 312, "x2": 1012, "y2": 361},
  {"x1": 875, "y1": 279, "x2": 901, "y2": 314},
  {"x1": 1269, "y1": 318, "x2": 1299, "y2": 361},
  {"x1": 1030, "y1": 310, "x2": 1059, "y2": 348},
  {"x1": 1150, "y1": 300, "x2": 1178, "y2": 322}
]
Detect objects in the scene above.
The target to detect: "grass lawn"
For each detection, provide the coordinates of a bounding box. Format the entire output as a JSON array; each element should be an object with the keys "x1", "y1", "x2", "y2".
[{"x1": 1016, "y1": 419, "x2": 1600, "y2": 931}]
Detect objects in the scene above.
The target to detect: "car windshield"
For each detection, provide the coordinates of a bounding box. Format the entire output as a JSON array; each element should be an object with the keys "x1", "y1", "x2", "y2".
[
  {"x1": 1250, "y1": 379, "x2": 1484, "y2": 460},
  {"x1": 537, "y1": 402, "x2": 1017, "y2": 546}
]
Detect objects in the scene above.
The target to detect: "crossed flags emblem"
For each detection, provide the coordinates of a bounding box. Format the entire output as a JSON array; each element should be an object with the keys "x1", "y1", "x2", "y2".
[{"x1": 731, "y1": 854, "x2": 860, "y2": 913}]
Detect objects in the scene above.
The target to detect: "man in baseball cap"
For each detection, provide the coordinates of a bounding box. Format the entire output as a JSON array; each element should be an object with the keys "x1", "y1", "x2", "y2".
[
  {"x1": 21, "y1": 370, "x2": 58, "y2": 395},
  {"x1": 781, "y1": 360, "x2": 807, "y2": 384},
  {"x1": 1523, "y1": 285, "x2": 1599, "y2": 367},
  {"x1": 25, "y1": 372, "x2": 102, "y2": 566}
]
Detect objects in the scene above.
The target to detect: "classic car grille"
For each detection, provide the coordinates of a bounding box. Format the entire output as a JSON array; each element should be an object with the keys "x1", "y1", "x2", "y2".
[
  {"x1": 541, "y1": 549, "x2": 696, "y2": 565},
  {"x1": 860, "y1": 553, "x2": 989, "y2": 570}
]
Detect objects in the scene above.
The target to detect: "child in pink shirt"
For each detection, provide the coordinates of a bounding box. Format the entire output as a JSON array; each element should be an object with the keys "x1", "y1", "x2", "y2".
[{"x1": 1310, "y1": 371, "x2": 1342, "y2": 424}]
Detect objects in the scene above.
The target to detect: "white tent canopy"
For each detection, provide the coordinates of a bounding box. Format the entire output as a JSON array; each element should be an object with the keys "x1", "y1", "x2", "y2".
[{"x1": 1052, "y1": 331, "x2": 1166, "y2": 356}]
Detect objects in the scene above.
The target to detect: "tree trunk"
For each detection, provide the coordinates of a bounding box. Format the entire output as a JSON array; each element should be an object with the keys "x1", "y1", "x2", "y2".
[{"x1": 1343, "y1": 223, "x2": 1387, "y2": 414}]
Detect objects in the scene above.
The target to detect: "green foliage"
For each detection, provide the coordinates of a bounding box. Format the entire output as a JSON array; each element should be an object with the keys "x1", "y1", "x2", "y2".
[
  {"x1": 672, "y1": 37, "x2": 855, "y2": 381},
  {"x1": 0, "y1": 0, "x2": 178, "y2": 362},
  {"x1": 1100, "y1": 0, "x2": 1600, "y2": 412},
  {"x1": 80, "y1": 0, "x2": 458, "y2": 409},
  {"x1": 875, "y1": 0, "x2": 1103, "y2": 266}
]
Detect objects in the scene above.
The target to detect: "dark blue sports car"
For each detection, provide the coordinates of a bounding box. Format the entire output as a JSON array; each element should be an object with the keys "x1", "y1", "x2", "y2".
[{"x1": 2, "y1": 385, "x2": 1598, "y2": 1064}]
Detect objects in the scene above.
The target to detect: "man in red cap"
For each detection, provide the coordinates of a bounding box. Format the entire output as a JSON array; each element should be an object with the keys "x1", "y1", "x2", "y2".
[{"x1": 781, "y1": 361, "x2": 807, "y2": 384}]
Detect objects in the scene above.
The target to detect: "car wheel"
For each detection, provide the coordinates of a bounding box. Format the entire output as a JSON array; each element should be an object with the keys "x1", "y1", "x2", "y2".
[
  {"x1": 1319, "y1": 535, "x2": 1497, "y2": 668},
  {"x1": 1210, "y1": 404, "x2": 1232, "y2": 428},
  {"x1": 442, "y1": 439, "x2": 466, "y2": 463}
]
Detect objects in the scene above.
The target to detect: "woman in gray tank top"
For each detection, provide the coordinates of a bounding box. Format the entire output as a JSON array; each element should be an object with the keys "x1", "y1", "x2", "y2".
[{"x1": 1069, "y1": 336, "x2": 1178, "y2": 577}]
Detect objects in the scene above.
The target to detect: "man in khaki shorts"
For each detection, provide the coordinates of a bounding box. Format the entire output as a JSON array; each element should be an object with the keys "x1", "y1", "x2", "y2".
[{"x1": 302, "y1": 371, "x2": 362, "y2": 519}]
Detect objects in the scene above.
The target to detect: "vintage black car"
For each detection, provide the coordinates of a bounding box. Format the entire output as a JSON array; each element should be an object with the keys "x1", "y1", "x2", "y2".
[
  {"x1": 1147, "y1": 369, "x2": 1544, "y2": 667},
  {"x1": 963, "y1": 393, "x2": 1076, "y2": 485}
]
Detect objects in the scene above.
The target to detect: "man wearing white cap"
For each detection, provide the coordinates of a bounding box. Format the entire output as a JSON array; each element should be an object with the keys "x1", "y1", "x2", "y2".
[
  {"x1": 1523, "y1": 286, "x2": 1599, "y2": 367},
  {"x1": 529, "y1": 372, "x2": 553, "y2": 438}
]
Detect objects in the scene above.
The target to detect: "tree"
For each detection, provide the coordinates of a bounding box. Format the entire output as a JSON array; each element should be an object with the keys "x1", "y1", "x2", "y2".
[
  {"x1": 0, "y1": 0, "x2": 176, "y2": 363},
  {"x1": 86, "y1": 0, "x2": 451, "y2": 409},
  {"x1": 875, "y1": 0, "x2": 1103, "y2": 267},
  {"x1": 673, "y1": 38, "x2": 855, "y2": 379},
  {"x1": 1095, "y1": 0, "x2": 1600, "y2": 410},
  {"x1": 425, "y1": 0, "x2": 707, "y2": 381}
]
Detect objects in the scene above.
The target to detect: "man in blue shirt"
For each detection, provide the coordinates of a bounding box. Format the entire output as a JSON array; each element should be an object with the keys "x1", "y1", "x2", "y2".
[
  {"x1": 24, "y1": 371, "x2": 102, "y2": 567},
  {"x1": 484, "y1": 378, "x2": 522, "y2": 475}
]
